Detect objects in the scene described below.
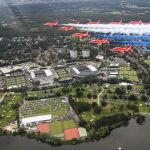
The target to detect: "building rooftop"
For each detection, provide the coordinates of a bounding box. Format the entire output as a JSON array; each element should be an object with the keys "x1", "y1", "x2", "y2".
[
  {"x1": 21, "y1": 114, "x2": 52, "y2": 125},
  {"x1": 78, "y1": 127, "x2": 87, "y2": 138}
]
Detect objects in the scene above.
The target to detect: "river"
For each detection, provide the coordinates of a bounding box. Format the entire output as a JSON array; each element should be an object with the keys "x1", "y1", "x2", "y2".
[{"x1": 0, "y1": 118, "x2": 150, "y2": 150}]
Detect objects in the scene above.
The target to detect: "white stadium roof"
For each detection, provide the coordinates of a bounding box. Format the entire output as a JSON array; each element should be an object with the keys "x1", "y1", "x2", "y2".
[
  {"x1": 87, "y1": 65, "x2": 97, "y2": 72},
  {"x1": 73, "y1": 67, "x2": 80, "y2": 74},
  {"x1": 44, "y1": 69, "x2": 53, "y2": 76},
  {"x1": 21, "y1": 114, "x2": 52, "y2": 125}
]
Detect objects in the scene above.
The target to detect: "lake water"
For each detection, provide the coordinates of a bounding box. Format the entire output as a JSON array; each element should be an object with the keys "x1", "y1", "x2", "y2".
[{"x1": 0, "y1": 118, "x2": 150, "y2": 150}]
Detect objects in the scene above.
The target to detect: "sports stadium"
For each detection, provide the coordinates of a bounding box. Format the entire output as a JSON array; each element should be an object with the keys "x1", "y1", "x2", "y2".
[
  {"x1": 29, "y1": 68, "x2": 59, "y2": 87},
  {"x1": 70, "y1": 64, "x2": 100, "y2": 78}
]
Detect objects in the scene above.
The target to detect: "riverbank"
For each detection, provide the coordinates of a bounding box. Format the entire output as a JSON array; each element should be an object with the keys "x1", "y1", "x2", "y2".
[
  {"x1": 0, "y1": 113, "x2": 136, "y2": 146},
  {"x1": 0, "y1": 118, "x2": 150, "y2": 150}
]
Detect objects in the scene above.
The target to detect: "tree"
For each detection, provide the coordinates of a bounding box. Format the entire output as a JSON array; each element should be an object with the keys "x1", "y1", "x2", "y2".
[
  {"x1": 136, "y1": 115, "x2": 145, "y2": 125},
  {"x1": 76, "y1": 90, "x2": 83, "y2": 98},
  {"x1": 76, "y1": 102, "x2": 91, "y2": 113},
  {"x1": 55, "y1": 91, "x2": 61, "y2": 97},
  {"x1": 127, "y1": 85, "x2": 132, "y2": 91},
  {"x1": 115, "y1": 88, "x2": 125, "y2": 95},
  {"x1": 93, "y1": 94, "x2": 97, "y2": 99},
  {"x1": 92, "y1": 102, "x2": 97, "y2": 108},
  {"x1": 11, "y1": 102, "x2": 20, "y2": 109},
  {"x1": 87, "y1": 93, "x2": 92, "y2": 99},
  {"x1": 112, "y1": 95, "x2": 118, "y2": 100},
  {"x1": 127, "y1": 103, "x2": 135, "y2": 110},
  {"x1": 79, "y1": 119, "x2": 87, "y2": 127},
  {"x1": 129, "y1": 94, "x2": 138, "y2": 101},
  {"x1": 93, "y1": 106, "x2": 101, "y2": 114},
  {"x1": 101, "y1": 100, "x2": 107, "y2": 107},
  {"x1": 141, "y1": 95, "x2": 148, "y2": 102}
]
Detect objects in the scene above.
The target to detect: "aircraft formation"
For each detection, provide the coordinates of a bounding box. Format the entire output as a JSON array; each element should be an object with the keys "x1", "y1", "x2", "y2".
[{"x1": 44, "y1": 20, "x2": 150, "y2": 54}]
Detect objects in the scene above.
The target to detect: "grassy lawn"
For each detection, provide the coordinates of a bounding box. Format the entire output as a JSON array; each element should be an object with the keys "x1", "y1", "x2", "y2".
[
  {"x1": 80, "y1": 102, "x2": 129, "y2": 122},
  {"x1": 69, "y1": 84, "x2": 101, "y2": 100},
  {"x1": 0, "y1": 93, "x2": 4, "y2": 99},
  {"x1": 78, "y1": 84, "x2": 140, "y2": 122},
  {"x1": 0, "y1": 93, "x2": 22, "y2": 127},
  {"x1": 63, "y1": 120, "x2": 77, "y2": 130},
  {"x1": 19, "y1": 98, "x2": 69, "y2": 120},
  {"x1": 138, "y1": 99, "x2": 150, "y2": 114},
  {"x1": 138, "y1": 104, "x2": 150, "y2": 113},
  {"x1": 27, "y1": 87, "x2": 63, "y2": 99},
  {"x1": 133, "y1": 85, "x2": 144, "y2": 90},
  {"x1": 119, "y1": 65, "x2": 139, "y2": 82},
  {"x1": 144, "y1": 60, "x2": 150, "y2": 66},
  {"x1": 50, "y1": 121, "x2": 63, "y2": 136}
]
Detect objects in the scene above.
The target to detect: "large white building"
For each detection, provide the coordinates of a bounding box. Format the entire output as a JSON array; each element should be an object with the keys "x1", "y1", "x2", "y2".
[
  {"x1": 70, "y1": 50, "x2": 78, "y2": 58},
  {"x1": 29, "y1": 68, "x2": 58, "y2": 87},
  {"x1": 70, "y1": 64, "x2": 99, "y2": 78},
  {"x1": 20, "y1": 114, "x2": 52, "y2": 127},
  {"x1": 82, "y1": 50, "x2": 90, "y2": 58}
]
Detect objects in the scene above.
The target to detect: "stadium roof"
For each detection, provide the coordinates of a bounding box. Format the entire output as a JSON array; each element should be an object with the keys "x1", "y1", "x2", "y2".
[
  {"x1": 87, "y1": 65, "x2": 98, "y2": 72},
  {"x1": 21, "y1": 114, "x2": 52, "y2": 125},
  {"x1": 44, "y1": 69, "x2": 53, "y2": 76},
  {"x1": 72, "y1": 67, "x2": 80, "y2": 74},
  {"x1": 0, "y1": 67, "x2": 13, "y2": 74},
  {"x1": 64, "y1": 128, "x2": 80, "y2": 141}
]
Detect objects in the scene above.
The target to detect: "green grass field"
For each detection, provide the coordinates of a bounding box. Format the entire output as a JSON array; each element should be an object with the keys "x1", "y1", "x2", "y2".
[
  {"x1": 69, "y1": 84, "x2": 101, "y2": 100},
  {"x1": 56, "y1": 68, "x2": 72, "y2": 82},
  {"x1": 63, "y1": 120, "x2": 77, "y2": 130},
  {"x1": 80, "y1": 102, "x2": 130, "y2": 122},
  {"x1": 49, "y1": 120, "x2": 78, "y2": 136},
  {"x1": 119, "y1": 66, "x2": 139, "y2": 82},
  {"x1": 27, "y1": 87, "x2": 62, "y2": 99},
  {"x1": 0, "y1": 93, "x2": 22, "y2": 127},
  {"x1": 144, "y1": 60, "x2": 150, "y2": 66},
  {"x1": 50, "y1": 121, "x2": 63, "y2": 136},
  {"x1": 6, "y1": 75, "x2": 26, "y2": 88}
]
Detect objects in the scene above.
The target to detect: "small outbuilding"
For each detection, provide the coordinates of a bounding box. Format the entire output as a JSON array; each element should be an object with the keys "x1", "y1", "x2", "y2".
[{"x1": 78, "y1": 127, "x2": 88, "y2": 139}]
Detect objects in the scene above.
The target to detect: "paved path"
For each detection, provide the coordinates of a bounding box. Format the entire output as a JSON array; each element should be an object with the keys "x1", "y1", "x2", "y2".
[
  {"x1": 97, "y1": 89, "x2": 105, "y2": 105},
  {"x1": 0, "y1": 92, "x2": 7, "y2": 104}
]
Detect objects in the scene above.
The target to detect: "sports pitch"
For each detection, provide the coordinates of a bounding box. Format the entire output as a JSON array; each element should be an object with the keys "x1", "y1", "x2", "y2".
[
  {"x1": 6, "y1": 75, "x2": 26, "y2": 88},
  {"x1": 119, "y1": 66, "x2": 139, "y2": 82},
  {"x1": 56, "y1": 68, "x2": 72, "y2": 82},
  {"x1": 50, "y1": 119, "x2": 77, "y2": 136}
]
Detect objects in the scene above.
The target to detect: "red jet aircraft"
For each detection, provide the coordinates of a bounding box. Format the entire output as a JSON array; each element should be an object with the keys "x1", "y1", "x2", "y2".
[
  {"x1": 129, "y1": 21, "x2": 143, "y2": 25},
  {"x1": 71, "y1": 32, "x2": 90, "y2": 39},
  {"x1": 112, "y1": 46, "x2": 133, "y2": 54},
  {"x1": 89, "y1": 39, "x2": 109, "y2": 45},
  {"x1": 44, "y1": 21, "x2": 59, "y2": 27},
  {"x1": 58, "y1": 26, "x2": 75, "y2": 31}
]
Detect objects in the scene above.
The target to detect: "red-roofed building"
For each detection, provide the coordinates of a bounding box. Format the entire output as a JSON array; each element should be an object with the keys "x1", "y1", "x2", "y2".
[
  {"x1": 36, "y1": 123, "x2": 50, "y2": 134},
  {"x1": 64, "y1": 128, "x2": 80, "y2": 141}
]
